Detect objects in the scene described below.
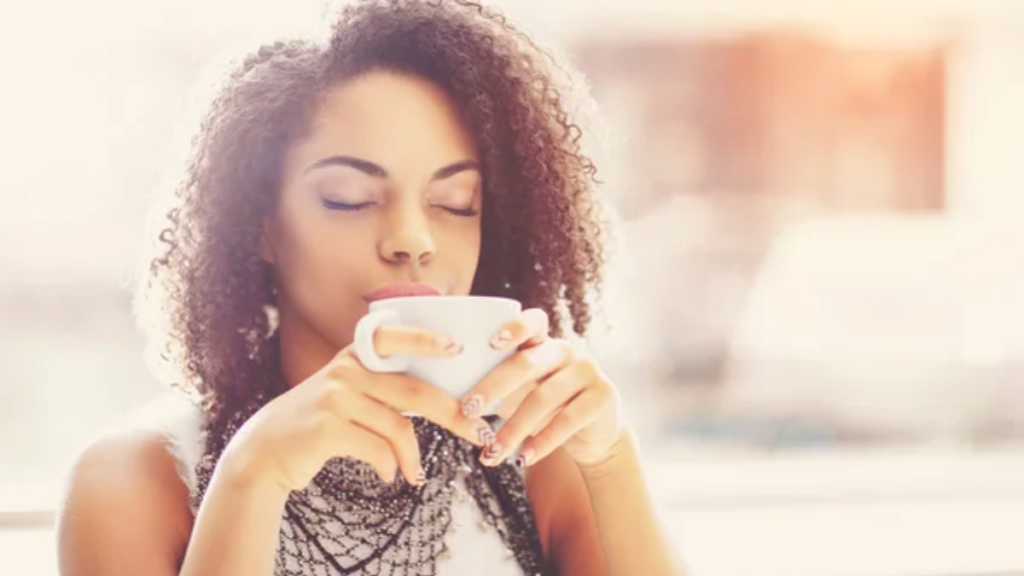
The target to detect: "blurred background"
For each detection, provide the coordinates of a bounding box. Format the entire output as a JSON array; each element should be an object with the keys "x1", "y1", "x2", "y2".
[{"x1": 3, "y1": 0, "x2": 1024, "y2": 575}]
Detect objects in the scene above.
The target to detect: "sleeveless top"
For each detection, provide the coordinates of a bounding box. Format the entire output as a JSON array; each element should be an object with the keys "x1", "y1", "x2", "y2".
[{"x1": 142, "y1": 393, "x2": 547, "y2": 576}]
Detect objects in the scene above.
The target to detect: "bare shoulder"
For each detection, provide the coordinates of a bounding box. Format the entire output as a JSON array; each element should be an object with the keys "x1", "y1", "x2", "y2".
[{"x1": 57, "y1": 427, "x2": 193, "y2": 576}]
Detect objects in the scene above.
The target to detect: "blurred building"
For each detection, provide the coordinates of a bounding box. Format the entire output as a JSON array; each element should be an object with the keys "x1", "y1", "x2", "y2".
[{"x1": 4, "y1": 0, "x2": 1024, "y2": 497}]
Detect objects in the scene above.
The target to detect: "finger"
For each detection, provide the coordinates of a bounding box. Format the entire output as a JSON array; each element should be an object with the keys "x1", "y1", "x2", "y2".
[
  {"x1": 481, "y1": 362, "x2": 588, "y2": 466},
  {"x1": 520, "y1": 390, "x2": 606, "y2": 467},
  {"x1": 363, "y1": 371, "x2": 496, "y2": 448},
  {"x1": 374, "y1": 325, "x2": 463, "y2": 358},
  {"x1": 333, "y1": 419, "x2": 401, "y2": 484},
  {"x1": 343, "y1": 393, "x2": 424, "y2": 485},
  {"x1": 495, "y1": 383, "x2": 532, "y2": 420},
  {"x1": 490, "y1": 308, "x2": 550, "y2": 351},
  {"x1": 460, "y1": 339, "x2": 571, "y2": 419}
]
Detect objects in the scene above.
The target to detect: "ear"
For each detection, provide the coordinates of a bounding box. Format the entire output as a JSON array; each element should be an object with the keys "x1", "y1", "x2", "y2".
[{"x1": 260, "y1": 217, "x2": 277, "y2": 265}]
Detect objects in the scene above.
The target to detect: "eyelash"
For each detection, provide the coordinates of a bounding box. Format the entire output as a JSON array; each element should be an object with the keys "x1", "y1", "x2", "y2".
[
  {"x1": 442, "y1": 207, "x2": 479, "y2": 217},
  {"x1": 320, "y1": 198, "x2": 478, "y2": 217},
  {"x1": 321, "y1": 199, "x2": 373, "y2": 212}
]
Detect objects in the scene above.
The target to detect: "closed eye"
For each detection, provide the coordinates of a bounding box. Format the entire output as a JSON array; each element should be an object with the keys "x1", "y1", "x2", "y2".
[
  {"x1": 321, "y1": 198, "x2": 375, "y2": 212},
  {"x1": 440, "y1": 206, "x2": 479, "y2": 217}
]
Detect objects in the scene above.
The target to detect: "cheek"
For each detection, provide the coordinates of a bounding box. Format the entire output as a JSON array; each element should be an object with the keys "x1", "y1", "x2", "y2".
[
  {"x1": 466, "y1": 229, "x2": 482, "y2": 271},
  {"x1": 273, "y1": 211, "x2": 371, "y2": 311},
  {"x1": 436, "y1": 220, "x2": 481, "y2": 289}
]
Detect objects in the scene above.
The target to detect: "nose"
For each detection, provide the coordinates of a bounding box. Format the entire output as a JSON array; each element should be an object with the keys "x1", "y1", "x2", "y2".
[{"x1": 379, "y1": 204, "x2": 436, "y2": 266}]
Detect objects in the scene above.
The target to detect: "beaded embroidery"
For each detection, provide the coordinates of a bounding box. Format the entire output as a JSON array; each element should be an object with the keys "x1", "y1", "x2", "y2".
[{"x1": 191, "y1": 397, "x2": 547, "y2": 576}]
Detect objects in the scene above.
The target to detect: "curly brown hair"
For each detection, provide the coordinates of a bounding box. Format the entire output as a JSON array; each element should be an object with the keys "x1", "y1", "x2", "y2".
[{"x1": 139, "y1": 0, "x2": 606, "y2": 429}]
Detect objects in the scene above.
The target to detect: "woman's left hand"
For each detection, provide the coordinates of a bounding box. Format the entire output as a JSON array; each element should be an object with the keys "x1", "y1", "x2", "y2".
[{"x1": 459, "y1": 308, "x2": 624, "y2": 469}]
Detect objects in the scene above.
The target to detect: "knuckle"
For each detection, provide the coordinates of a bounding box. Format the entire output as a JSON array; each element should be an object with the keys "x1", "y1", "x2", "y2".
[
  {"x1": 326, "y1": 360, "x2": 357, "y2": 382},
  {"x1": 314, "y1": 385, "x2": 340, "y2": 413},
  {"x1": 530, "y1": 384, "x2": 552, "y2": 407},
  {"x1": 586, "y1": 369, "x2": 614, "y2": 396},
  {"x1": 317, "y1": 377, "x2": 350, "y2": 407},
  {"x1": 399, "y1": 378, "x2": 426, "y2": 403},
  {"x1": 576, "y1": 357, "x2": 599, "y2": 379},
  {"x1": 508, "y1": 316, "x2": 528, "y2": 334},
  {"x1": 512, "y1": 351, "x2": 534, "y2": 371},
  {"x1": 601, "y1": 384, "x2": 621, "y2": 405},
  {"x1": 309, "y1": 411, "x2": 336, "y2": 435},
  {"x1": 556, "y1": 408, "x2": 579, "y2": 428}
]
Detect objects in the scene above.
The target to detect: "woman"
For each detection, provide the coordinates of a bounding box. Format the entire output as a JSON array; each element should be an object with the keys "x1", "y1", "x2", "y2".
[{"x1": 57, "y1": 1, "x2": 680, "y2": 575}]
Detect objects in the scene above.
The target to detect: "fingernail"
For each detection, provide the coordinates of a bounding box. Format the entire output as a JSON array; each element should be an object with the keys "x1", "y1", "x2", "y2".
[
  {"x1": 515, "y1": 449, "x2": 534, "y2": 469},
  {"x1": 414, "y1": 467, "x2": 427, "y2": 486},
  {"x1": 444, "y1": 340, "x2": 464, "y2": 355},
  {"x1": 481, "y1": 443, "x2": 502, "y2": 465},
  {"x1": 490, "y1": 328, "x2": 514, "y2": 349},
  {"x1": 474, "y1": 420, "x2": 496, "y2": 446},
  {"x1": 462, "y1": 394, "x2": 484, "y2": 419}
]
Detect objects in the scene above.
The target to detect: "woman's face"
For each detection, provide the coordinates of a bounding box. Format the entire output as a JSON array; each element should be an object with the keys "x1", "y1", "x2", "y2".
[{"x1": 264, "y1": 71, "x2": 482, "y2": 362}]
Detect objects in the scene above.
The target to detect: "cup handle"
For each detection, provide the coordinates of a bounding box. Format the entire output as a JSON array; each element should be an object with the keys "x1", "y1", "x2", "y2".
[{"x1": 353, "y1": 308, "x2": 410, "y2": 373}]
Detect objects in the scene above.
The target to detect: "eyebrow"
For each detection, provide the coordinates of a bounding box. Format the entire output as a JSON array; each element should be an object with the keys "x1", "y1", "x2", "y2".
[{"x1": 304, "y1": 155, "x2": 480, "y2": 181}]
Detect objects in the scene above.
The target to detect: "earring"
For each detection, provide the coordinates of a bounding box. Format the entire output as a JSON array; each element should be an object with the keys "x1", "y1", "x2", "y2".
[
  {"x1": 264, "y1": 285, "x2": 280, "y2": 339},
  {"x1": 263, "y1": 304, "x2": 279, "y2": 339}
]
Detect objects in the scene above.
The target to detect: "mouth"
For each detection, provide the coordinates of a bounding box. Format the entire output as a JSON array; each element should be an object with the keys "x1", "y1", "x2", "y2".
[{"x1": 364, "y1": 282, "x2": 444, "y2": 303}]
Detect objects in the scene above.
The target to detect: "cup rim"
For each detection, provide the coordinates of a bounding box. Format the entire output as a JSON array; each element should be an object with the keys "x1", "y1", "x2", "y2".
[{"x1": 368, "y1": 294, "x2": 521, "y2": 311}]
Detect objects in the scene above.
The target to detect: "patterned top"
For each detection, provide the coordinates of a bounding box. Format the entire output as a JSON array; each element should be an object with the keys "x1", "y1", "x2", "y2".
[{"x1": 148, "y1": 393, "x2": 548, "y2": 576}]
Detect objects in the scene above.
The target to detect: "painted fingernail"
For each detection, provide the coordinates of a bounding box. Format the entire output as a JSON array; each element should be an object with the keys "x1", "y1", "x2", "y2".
[
  {"x1": 474, "y1": 420, "x2": 496, "y2": 446},
  {"x1": 462, "y1": 394, "x2": 484, "y2": 418},
  {"x1": 444, "y1": 340, "x2": 464, "y2": 355},
  {"x1": 491, "y1": 328, "x2": 514, "y2": 349},
  {"x1": 515, "y1": 449, "x2": 534, "y2": 469},
  {"x1": 481, "y1": 443, "x2": 502, "y2": 465}
]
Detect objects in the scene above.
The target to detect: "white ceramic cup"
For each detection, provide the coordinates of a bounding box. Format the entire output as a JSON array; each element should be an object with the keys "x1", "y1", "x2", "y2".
[{"x1": 353, "y1": 295, "x2": 522, "y2": 411}]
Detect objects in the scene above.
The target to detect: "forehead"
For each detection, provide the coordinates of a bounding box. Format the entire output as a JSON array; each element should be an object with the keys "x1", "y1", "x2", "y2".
[{"x1": 285, "y1": 71, "x2": 479, "y2": 178}]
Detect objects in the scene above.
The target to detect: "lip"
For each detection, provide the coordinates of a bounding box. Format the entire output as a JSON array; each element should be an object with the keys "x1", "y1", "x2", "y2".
[{"x1": 364, "y1": 282, "x2": 443, "y2": 302}]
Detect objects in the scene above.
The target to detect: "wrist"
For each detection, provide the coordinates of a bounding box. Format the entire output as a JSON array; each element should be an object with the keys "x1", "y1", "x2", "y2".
[{"x1": 576, "y1": 428, "x2": 636, "y2": 482}]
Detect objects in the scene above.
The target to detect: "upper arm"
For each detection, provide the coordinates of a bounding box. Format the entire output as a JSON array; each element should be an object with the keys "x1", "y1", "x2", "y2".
[
  {"x1": 57, "y1": 429, "x2": 193, "y2": 576},
  {"x1": 525, "y1": 448, "x2": 608, "y2": 576}
]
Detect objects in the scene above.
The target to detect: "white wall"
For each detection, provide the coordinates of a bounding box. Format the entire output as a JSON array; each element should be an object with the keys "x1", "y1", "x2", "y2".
[{"x1": 946, "y1": 15, "x2": 1024, "y2": 224}]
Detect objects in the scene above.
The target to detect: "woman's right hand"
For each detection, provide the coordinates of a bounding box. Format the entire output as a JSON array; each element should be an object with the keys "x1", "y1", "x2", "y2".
[{"x1": 218, "y1": 325, "x2": 494, "y2": 494}]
